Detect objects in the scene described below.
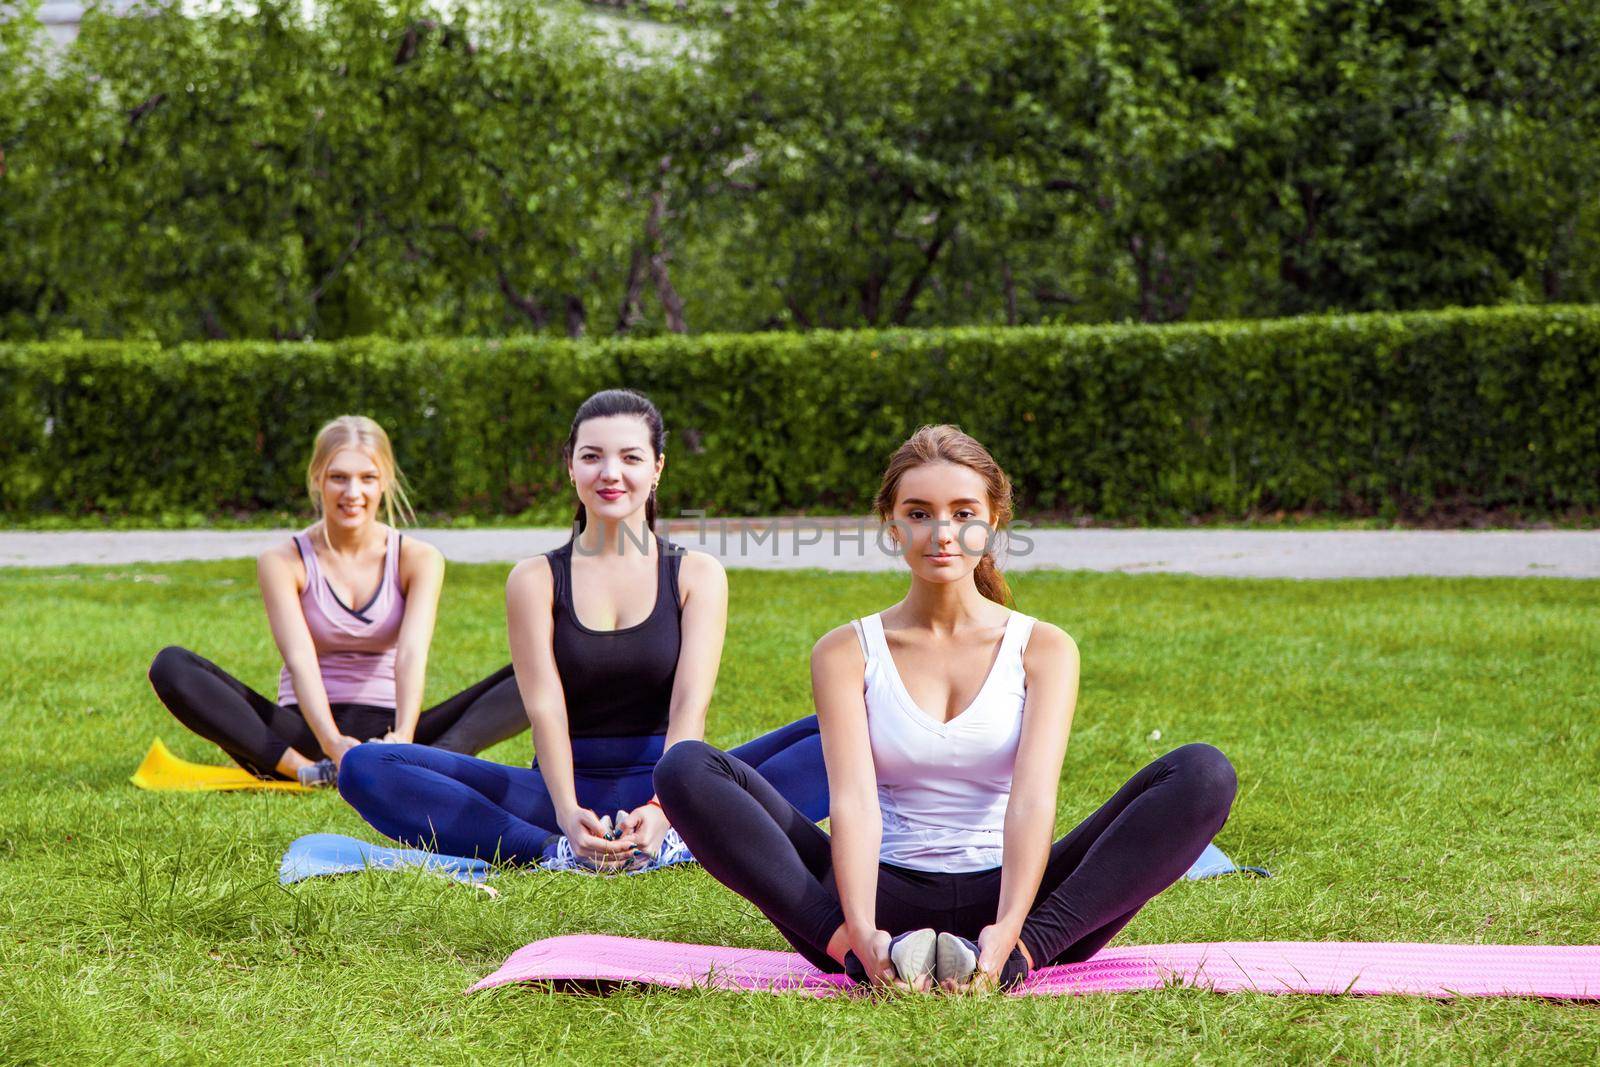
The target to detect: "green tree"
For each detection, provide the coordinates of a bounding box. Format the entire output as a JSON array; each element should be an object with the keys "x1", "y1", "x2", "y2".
[
  {"x1": 2, "y1": 0, "x2": 1597, "y2": 341},
  {"x1": 1, "y1": 1, "x2": 55, "y2": 335},
  {"x1": 681, "y1": 0, "x2": 1043, "y2": 330},
  {"x1": 1262, "y1": 0, "x2": 1600, "y2": 313}
]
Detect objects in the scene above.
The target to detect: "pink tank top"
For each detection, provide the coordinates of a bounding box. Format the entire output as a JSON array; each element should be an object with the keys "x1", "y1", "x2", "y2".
[{"x1": 277, "y1": 527, "x2": 406, "y2": 708}]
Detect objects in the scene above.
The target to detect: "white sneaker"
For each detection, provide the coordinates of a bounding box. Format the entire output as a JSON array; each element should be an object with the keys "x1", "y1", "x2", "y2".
[
  {"x1": 889, "y1": 928, "x2": 938, "y2": 986},
  {"x1": 934, "y1": 932, "x2": 980, "y2": 986}
]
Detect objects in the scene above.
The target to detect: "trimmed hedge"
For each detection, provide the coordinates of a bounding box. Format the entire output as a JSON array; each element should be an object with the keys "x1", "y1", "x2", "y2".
[{"x1": 2, "y1": 306, "x2": 1597, "y2": 522}]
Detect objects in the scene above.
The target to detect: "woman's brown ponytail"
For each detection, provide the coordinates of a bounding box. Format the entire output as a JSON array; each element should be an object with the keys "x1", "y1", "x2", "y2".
[{"x1": 973, "y1": 553, "x2": 1012, "y2": 607}]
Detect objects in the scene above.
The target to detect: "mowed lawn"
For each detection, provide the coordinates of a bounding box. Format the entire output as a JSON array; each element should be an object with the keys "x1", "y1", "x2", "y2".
[{"x1": 1, "y1": 561, "x2": 1597, "y2": 1064}]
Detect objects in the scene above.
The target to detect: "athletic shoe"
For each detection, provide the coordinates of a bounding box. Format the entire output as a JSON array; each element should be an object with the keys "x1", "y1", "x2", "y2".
[
  {"x1": 647, "y1": 828, "x2": 694, "y2": 869},
  {"x1": 538, "y1": 833, "x2": 606, "y2": 874},
  {"x1": 296, "y1": 759, "x2": 337, "y2": 789},
  {"x1": 538, "y1": 833, "x2": 565, "y2": 865},
  {"x1": 934, "y1": 932, "x2": 980, "y2": 986},
  {"x1": 889, "y1": 928, "x2": 938, "y2": 986},
  {"x1": 538, "y1": 831, "x2": 653, "y2": 875},
  {"x1": 997, "y1": 946, "x2": 1032, "y2": 990},
  {"x1": 841, "y1": 928, "x2": 936, "y2": 987},
  {"x1": 934, "y1": 934, "x2": 1034, "y2": 990},
  {"x1": 538, "y1": 822, "x2": 696, "y2": 876}
]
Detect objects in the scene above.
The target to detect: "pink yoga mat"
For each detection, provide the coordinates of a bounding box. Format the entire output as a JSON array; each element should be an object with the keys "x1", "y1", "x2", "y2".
[{"x1": 470, "y1": 934, "x2": 1600, "y2": 1000}]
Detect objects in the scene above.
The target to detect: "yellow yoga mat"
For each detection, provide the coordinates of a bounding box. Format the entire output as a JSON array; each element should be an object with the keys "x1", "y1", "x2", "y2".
[{"x1": 130, "y1": 738, "x2": 310, "y2": 793}]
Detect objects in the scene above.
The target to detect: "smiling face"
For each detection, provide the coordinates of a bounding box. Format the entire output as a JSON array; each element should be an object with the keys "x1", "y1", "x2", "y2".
[
  {"x1": 887, "y1": 461, "x2": 997, "y2": 587},
  {"x1": 319, "y1": 446, "x2": 384, "y2": 533},
  {"x1": 568, "y1": 414, "x2": 664, "y2": 528}
]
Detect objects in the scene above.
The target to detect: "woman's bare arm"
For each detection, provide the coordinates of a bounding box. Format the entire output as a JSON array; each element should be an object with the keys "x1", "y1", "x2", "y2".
[
  {"x1": 660, "y1": 550, "x2": 727, "y2": 753},
  {"x1": 390, "y1": 537, "x2": 444, "y2": 742},
  {"x1": 615, "y1": 549, "x2": 728, "y2": 855},
  {"x1": 258, "y1": 541, "x2": 352, "y2": 763},
  {"x1": 506, "y1": 556, "x2": 628, "y2": 861},
  {"x1": 812, "y1": 624, "x2": 893, "y2": 982},
  {"x1": 984, "y1": 622, "x2": 1080, "y2": 975}
]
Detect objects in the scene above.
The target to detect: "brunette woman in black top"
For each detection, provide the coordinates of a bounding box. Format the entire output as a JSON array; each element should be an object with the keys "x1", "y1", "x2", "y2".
[{"x1": 340, "y1": 390, "x2": 827, "y2": 869}]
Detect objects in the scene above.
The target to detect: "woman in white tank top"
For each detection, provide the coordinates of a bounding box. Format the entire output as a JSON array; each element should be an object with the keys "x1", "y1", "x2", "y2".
[{"x1": 656, "y1": 425, "x2": 1237, "y2": 993}]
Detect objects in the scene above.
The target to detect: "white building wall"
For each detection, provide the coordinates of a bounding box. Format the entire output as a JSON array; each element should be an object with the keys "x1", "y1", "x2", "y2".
[
  {"x1": 36, "y1": 2, "x2": 142, "y2": 47},
  {"x1": 25, "y1": 2, "x2": 693, "y2": 54}
]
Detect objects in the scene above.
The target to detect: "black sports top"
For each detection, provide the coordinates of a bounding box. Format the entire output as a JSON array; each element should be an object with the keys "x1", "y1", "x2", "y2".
[{"x1": 547, "y1": 536, "x2": 683, "y2": 738}]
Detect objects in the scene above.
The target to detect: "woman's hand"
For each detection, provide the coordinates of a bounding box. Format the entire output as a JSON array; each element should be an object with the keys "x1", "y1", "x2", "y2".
[
  {"x1": 324, "y1": 734, "x2": 363, "y2": 768},
  {"x1": 557, "y1": 807, "x2": 633, "y2": 869},
  {"x1": 850, "y1": 928, "x2": 902, "y2": 988},
  {"x1": 958, "y1": 924, "x2": 1018, "y2": 993},
  {"x1": 617, "y1": 802, "x2": 670, "y2": 860},
  {"x1": 378, "y1": 730, "x2": 413, "y2": 745}
]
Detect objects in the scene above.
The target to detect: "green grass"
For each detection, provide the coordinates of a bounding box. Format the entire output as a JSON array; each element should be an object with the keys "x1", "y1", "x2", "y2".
[{"x1": 1, "y1": 563, "x2": 1597, "y2": 1064}]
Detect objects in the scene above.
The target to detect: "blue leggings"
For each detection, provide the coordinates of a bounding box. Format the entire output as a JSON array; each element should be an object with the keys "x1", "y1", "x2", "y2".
[{"x1": 338, "y1": 716, "x2": 827, "y2": 865}]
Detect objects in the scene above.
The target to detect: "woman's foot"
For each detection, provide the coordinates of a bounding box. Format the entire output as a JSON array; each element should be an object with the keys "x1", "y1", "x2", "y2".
[
  {"x1": 935, "y1": 933, "x2": 1033, "y2": 991},
  {"x1": 295, "y1": 759, "x2": 337, "y2": 788},
  {"x1": 650, "y1": 828, "x2": 694, "y2": 868},
  {"x1": 997, "y1": 945, "x2": 1032, "y2": 990},
  {"x1": 539, "y1": 834, "x2": 607, "y2": 873},
  {"x1": 935, "y1": 932, "x2": 979, "y2": 987},
  {"x1": 842, "y1": 928, "x2": 937, "y2": 989},
  {"x1": 539, "y1": 828, "x2": 685, "y2": 875},
  {"x1": 888, "y1": 928, "x2": 938, "y2": 988}
]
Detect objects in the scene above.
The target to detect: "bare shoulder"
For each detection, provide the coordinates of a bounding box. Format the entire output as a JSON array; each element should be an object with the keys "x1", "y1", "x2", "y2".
[
  {"x1": 397, "y1": 533, "x2": 443, "y2": 583},
  {"x1": 507, "y1": 554, "x2": 555, "y2": 620},
  {"x1": 257, "y1": 535, "x2": 312, "y2": 605},
  {"x1": 1023, "y1": 620, "x2": 1078, "y2": 669},
  {"x1": 399, "y1": 533, "x2": 444, "y2": 568},
  {"x1": 507, "y1": 553, "x2": 553, "y2": 595},
  {"x1": 811, "y1": 621, "x2": 866, "y2": 670},
  {"x1": 256, "y1": 537, "x2": 302, "y2": 582},
  {"x1": 676, "y1": 548, "x2": 726, "y2": 595}
]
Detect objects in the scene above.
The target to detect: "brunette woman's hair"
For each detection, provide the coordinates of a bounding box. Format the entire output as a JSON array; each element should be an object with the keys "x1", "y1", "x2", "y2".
[
  {"x1": 562, "y1": 389, "x2": 666, "y2": 534},
  {"x1": 873, "y1": 424, "x2": 1014, "y2": 606}
]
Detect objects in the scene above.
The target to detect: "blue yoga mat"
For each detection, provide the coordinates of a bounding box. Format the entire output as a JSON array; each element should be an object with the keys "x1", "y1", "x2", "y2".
[
  {"x1": 281, "y1": 833, "x2": 1268, "y2": 886},
  {"x1": 1184, "y1": 842, "x2": 1272, "y2": 880},
  {"x1": 278, "y1": 833, "x2": 492, "y2": 886}
]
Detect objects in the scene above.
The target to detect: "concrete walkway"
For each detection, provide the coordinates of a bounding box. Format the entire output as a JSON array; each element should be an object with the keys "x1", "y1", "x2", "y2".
[{"x1": 2, "y1": 524, "x2": 1596, "y2": 578}]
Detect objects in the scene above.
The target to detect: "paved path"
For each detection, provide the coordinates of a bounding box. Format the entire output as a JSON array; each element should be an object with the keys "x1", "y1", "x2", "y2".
[{"x1": 2, "y1": 525, "x2": 1595, "y2": 578}]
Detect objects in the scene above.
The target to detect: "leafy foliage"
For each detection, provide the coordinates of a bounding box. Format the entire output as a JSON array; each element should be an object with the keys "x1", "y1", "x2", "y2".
[
  {"x1": 1, "y1": 0, "x2": 1597, "y2": 341},
  {"x1": 2, "y1": 306, "x2": 1595, "y2": 521}
]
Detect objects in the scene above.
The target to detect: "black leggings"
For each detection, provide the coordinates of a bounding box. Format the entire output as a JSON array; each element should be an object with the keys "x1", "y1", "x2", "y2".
[
  {"x1": 653, "y1": 741, "x2": 1237, "y2": 975},
  {"x1": 147, "y1": 646, "x2": 530, "y2": 778}
]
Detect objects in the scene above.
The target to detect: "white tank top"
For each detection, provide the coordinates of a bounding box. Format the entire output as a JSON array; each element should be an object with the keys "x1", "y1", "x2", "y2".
[{"x1": 852, "y1": 610, "x2": 1037, "y2": 873}]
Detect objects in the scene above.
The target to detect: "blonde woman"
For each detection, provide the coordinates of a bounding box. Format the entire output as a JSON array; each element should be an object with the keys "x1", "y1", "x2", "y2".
[{"x1": 148, "y1": 416, "x2": 528, "y2": 788}]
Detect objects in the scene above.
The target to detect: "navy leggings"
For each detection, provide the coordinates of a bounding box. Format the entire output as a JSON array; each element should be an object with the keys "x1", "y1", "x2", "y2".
[
  {"x1": 653, "y1": 741, "x2": 1237, "y2": 975},
  {"x1": 339, "y1": 716, "x2": 829, "y2": 865}
]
